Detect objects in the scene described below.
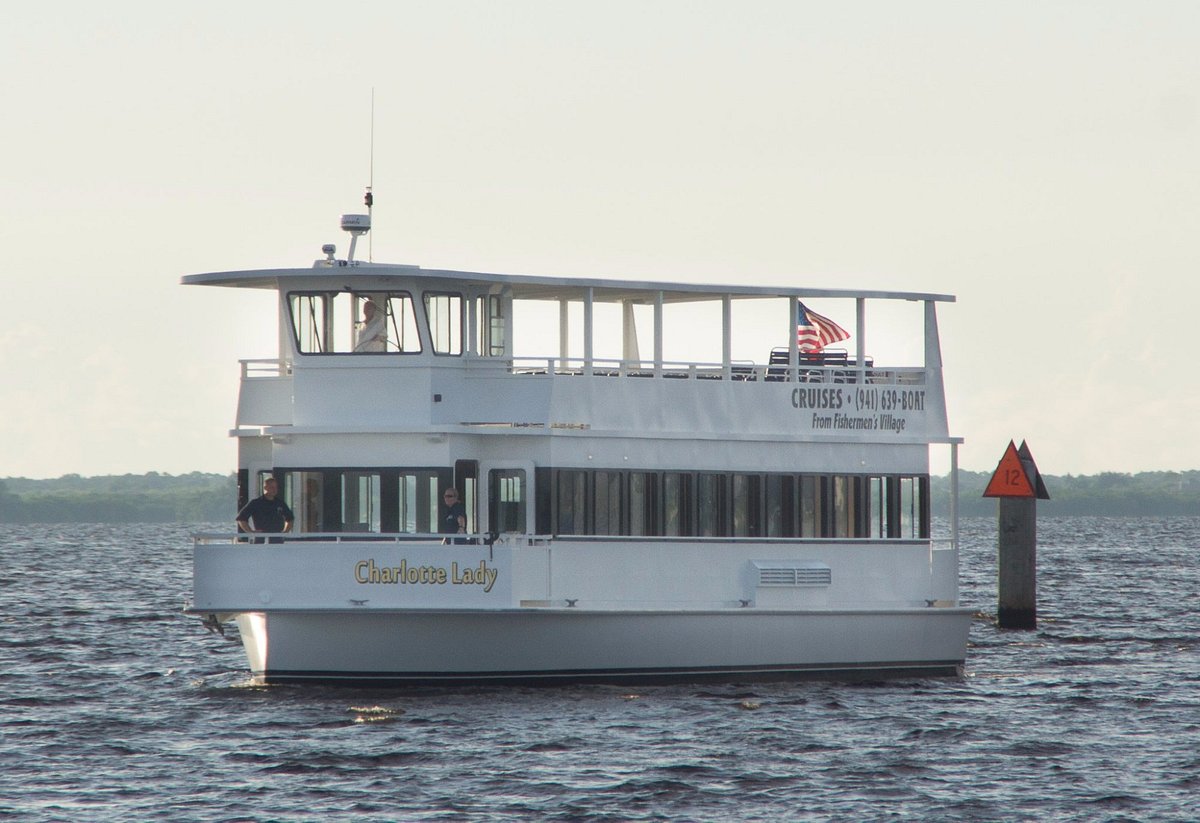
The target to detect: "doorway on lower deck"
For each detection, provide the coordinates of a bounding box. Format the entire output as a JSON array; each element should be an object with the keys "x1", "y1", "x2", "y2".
[{"x1": 486, "y1": 465, "x2": 529, "y2": 535}]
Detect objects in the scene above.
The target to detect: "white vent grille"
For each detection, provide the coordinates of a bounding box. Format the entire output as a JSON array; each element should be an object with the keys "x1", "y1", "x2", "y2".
[{"x1": 754, "y1": 562, "x2": 832, "y2": 588}]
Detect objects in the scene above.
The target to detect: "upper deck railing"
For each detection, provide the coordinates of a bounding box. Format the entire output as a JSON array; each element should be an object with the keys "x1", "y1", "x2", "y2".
[
  {"x1": 241, "y1": 355, "x2": 928, "y2": 386},
  {"x1": 509, "y1": 355, "x2": 927, "y2": 385}
]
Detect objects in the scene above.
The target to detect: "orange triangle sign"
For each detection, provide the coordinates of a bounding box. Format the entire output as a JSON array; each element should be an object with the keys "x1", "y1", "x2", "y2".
[{"x1": 982, "y1": 440, "x2": 1036, "y2": 498}]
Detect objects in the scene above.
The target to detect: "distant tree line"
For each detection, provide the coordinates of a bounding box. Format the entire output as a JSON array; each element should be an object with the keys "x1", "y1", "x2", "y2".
[
  {"x1": 0, "y1": 473, "x2": 236, "y2": 524},
  {"x1": 932, "y1": 470, "x2": 1200, "y2": 517},
  {"x1": 1, "y1": 470, "x2": 1199, "y2": 524}
]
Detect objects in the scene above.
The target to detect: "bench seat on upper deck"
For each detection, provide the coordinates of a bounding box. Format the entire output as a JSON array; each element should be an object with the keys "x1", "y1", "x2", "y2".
[{"x1": 766, "y1": 347, "x2": 873, "y2": 382}]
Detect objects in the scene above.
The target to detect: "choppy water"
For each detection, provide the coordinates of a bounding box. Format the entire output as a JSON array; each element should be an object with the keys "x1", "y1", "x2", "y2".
[{"x1": 1, "y1": 518, "x2": 1198, "y2": 821}]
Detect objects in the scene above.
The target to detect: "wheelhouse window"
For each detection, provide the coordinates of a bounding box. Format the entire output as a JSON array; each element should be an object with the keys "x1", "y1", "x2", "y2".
[
  {"x1": 424, "y1": 292, "x2": 463, "y2": 355},
  {"x1": 477, "y1": 294, "x2": 507, "y2": 357},
  {"x1": 288, "y1": 291, "x2": 421, "y2": 354},
  {"x1": 290, "y1": 294, "x2": 329, "y2": 354}
]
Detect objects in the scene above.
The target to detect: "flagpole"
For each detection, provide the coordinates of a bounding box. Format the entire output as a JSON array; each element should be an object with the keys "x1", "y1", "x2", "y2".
[{"x1": 788, "y1": 298, "x2": 799, "y2": 383}]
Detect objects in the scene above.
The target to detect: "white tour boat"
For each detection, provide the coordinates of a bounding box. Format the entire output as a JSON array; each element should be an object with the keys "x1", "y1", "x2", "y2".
[{"x1": 185, "y1": 211, "x2": 971, "y2": 684}]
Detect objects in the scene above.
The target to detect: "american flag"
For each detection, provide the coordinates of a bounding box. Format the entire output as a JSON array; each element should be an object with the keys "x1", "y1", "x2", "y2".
[{"x1": 797, "y1": 302, "x2": 850, "y2": 352}]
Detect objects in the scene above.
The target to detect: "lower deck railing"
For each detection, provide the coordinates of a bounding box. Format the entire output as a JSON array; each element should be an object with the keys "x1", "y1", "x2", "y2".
[{"x1": 195, "y1": 532, "x2": 947, "y2": 549}]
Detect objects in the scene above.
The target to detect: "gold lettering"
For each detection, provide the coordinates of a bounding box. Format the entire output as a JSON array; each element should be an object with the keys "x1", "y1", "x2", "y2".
[{"x1": 355, "y1": 559, "x2": 495, "y2": 588}]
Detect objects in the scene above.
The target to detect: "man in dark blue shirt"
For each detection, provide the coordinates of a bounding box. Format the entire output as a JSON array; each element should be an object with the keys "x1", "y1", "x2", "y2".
[
  {"x1": 441, "y1": 487, "x2": 467, "y2": 544},
  {"x1": 236, "y1": 477, "x2": 295, "y2": 536}
]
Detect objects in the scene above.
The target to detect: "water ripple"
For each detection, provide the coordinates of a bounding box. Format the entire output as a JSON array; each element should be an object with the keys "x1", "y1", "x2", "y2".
[{"x1": 1, "y1": 519, "x2": 1199, "y2": 820}]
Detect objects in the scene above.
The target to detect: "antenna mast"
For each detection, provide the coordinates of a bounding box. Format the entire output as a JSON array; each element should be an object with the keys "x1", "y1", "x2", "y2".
[{"x1": 366, "y1": 87, "x2": 375, "y2": 262}]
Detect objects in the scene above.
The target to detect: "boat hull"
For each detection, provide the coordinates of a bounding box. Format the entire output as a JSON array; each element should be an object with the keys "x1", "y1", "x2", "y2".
[{"x1": 233, "y1": 607, "x2": 972, "y2": 685}]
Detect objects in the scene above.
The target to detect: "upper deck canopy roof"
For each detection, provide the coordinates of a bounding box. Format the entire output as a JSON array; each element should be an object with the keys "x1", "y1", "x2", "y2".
[{"x1": 181, "y1": 263, "x2": 955, "y2": 304}]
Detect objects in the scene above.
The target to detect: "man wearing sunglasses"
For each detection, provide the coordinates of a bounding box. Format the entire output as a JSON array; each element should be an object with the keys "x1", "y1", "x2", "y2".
[{"x1": 440, "y1": 487, "x2": 467, "y2": 544}]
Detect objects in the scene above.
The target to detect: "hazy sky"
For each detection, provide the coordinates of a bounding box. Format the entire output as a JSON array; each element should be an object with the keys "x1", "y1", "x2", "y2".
[{"x1": 2, "y1": 1, "x2": 1197, "y2": 479}]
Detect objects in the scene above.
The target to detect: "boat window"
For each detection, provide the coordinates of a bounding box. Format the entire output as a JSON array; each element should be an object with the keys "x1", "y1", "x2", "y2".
[
  {"x1": 899, "y1": 476, "x2": 917, "y2": 539},
  {"x1": 490, "y1": 469, "x2": 526, "y2": 533},
  {"x1": 593, "y1": 471, "x2": 622, "y2": 535},
  {"x1": 455, "y1": 460, "x2": 479, "y2": 535},
  {"x1": 555, "y1": 470, "x2": 587, "y2": 534},
  {"x1": 477, "y1": 294, "x2": 507, "y2": 357},
  {"x1": 663, "y1": 472, "x2": 691, "y2": 536},
  {"x1": 288, "y1": 291, "x2": 422, "y2": 354},
  {"x1": 290, "y1": 294, "x2": 329, "y2": 353},
  {"x1": 917, "y1": 477, "x2": 929, "y2": 539},
  {"x1": 378, "y1": 293, "x2": 422, "y2": 353},
  {"x1": 732, "y1": 474, "x2": 761, "y2": 537},
  {"x1": 855, "y1": 475, "x2": 931, "y2": 540},
  {"x1": 832, "y1": 476, "x2": 856, "y2": 538},
  {"x1": 424, "y1": 292, "x2": 463, "y2": 355},
  {"x1": 799, "y1": 475, "x2": 821, "y2": 537},
  {"x1": 342, "y1": 472, "x2": 381, "y2": 532},
  {"x1": 765, "y1": 475, "x2": 794, "y2": 537},
  {"x1": 628, "y1": 472, "x2": 657, "y2": 536},
  {"x1": 398, "y1": 471, "x2": 440, "y2": 533},
  {"x1": 869, "y1": 476, "x2": 885, "y2": 539},
  {"x1": 532, "y1": 468, "x2": 929, "y2": 540},
  {"x1": 281, "y1": 471, "x2": 327, "y2": 533},
  {"x1": 697, "y1": 474, "x2": 726, "y2": 537}
]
